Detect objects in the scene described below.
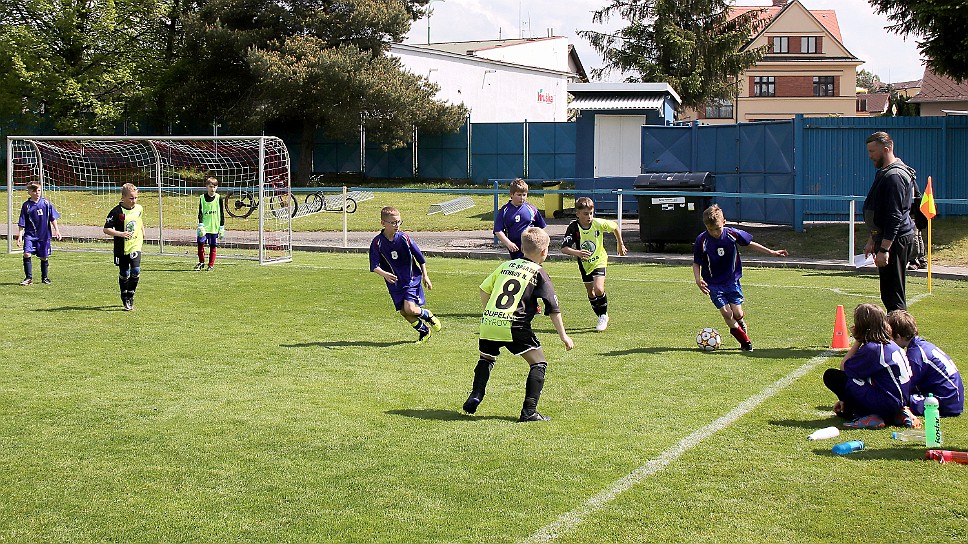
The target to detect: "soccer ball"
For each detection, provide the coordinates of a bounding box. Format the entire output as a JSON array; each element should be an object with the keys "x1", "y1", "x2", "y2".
[{"x1": 696, "y1": 327, "x2": 722, "y2": 351}]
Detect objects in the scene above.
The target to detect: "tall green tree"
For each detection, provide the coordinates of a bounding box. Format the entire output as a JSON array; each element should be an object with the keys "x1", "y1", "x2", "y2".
[
  {"x1": 868, "y1": 0, "x2": 968, "y2": 81},
  {"x1": 0, "y1": 0, "x2": 169, "y2": 133},
  {"x1": 579, "y1": 0, "x2": 767, "y2": 110},
  {"x1": 856, "y1": 68, "x2": 882, "y2": 92}
]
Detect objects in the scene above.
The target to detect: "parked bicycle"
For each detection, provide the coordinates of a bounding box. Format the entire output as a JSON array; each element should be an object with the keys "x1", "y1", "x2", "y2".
[{"x1": 226, "y1": 179, "x2": 297, "y2": 219}]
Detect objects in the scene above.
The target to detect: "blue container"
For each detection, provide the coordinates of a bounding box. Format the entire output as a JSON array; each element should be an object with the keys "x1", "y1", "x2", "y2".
[{"x1": 832, "y1": 440, "x2": 864, "y2": 455}]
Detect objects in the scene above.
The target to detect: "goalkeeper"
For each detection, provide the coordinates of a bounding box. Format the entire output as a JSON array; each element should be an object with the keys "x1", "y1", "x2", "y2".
[
  {"x1": 195, "y1": 176, "x2": 225, "y2": 271},
  {"x1": 103, "y1": 183, "x2": 145, "y2": 311}
]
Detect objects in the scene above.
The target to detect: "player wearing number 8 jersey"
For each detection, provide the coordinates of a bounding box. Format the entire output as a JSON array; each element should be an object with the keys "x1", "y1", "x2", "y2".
[{"x1": 464, "y1": 227, "x2": 574, "y2": 422}]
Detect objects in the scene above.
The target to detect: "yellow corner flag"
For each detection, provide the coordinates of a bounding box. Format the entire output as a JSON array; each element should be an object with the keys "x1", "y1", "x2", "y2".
[{"x1": 921, "y1": 176, "x2": 937, "y2": 220}]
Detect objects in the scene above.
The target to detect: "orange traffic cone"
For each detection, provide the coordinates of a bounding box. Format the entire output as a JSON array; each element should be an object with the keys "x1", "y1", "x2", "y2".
[{"x1": 831, "y1": 305, "x2": 850, "y2": 349}]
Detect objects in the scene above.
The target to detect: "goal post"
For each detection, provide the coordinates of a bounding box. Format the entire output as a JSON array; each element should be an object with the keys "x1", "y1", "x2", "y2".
[{"x1": 6, "y1": 136, "x2": 293, "y2": 264}]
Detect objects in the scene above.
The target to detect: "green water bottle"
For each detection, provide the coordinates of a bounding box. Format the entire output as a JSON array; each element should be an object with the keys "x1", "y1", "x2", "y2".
[{"x1": 924, "y1": 394, "x2": 942, "y2": 448}]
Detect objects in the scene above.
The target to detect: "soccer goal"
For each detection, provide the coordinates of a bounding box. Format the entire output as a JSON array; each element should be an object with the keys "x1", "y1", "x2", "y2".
[{"x1": 6, "y1": 136, "x2": 293, "y2": 264}]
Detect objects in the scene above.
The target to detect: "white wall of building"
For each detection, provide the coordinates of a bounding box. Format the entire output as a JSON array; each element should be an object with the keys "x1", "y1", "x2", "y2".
[
  {"x1": 471, "y1": 38, "x2": 571, "y2": 73},
  {"x1": 390, "y1": 45, "x2": 570, "y2": 123}
]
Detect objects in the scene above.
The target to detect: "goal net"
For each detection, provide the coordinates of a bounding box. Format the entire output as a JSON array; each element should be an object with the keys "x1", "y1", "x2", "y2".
[{"x1": 6, "y1": 136, "x2": 292, "y2": 263}]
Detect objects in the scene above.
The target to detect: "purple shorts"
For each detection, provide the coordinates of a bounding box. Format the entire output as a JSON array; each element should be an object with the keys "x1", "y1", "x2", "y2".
[
  {"x1": 709, "y1": 282, "x2": 744, "y2": 309},
  {"x1": 197, "y1": 233, "x2": 219, "y2": 246},
  {"x1": 23, "y1": 237, "x2": 52, "y2": 258},
  {"x1": 389, "y1": 282, "x2": 425, "y2": 311}
]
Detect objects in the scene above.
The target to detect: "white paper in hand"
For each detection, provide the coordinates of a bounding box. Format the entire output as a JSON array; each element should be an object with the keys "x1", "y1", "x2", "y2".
[{"x1": 853, "y1": 254, "x2": 874, "y2": 268}]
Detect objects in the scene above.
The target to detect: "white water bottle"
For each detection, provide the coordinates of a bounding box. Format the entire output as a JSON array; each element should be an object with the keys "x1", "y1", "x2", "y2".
[
  {"x1": 891, "y1": 429, "x2": 926, "y2": 442},
  {"x1": 807, "y1": 426, "x2": 840, "y2": 440}
]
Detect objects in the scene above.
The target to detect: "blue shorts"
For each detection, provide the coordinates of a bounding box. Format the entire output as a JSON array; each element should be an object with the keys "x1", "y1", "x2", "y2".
[
  {"x1": 23, "y1": 237, "x2": 52, "y2": 258},
  {"x1": 709, "y1": 282, "x2": 744, "y2": 309},
  {"x1": 389, "y1": 282, "x2": 425, "y2": 311},
  {"x1": 197, "y1": 233, "x2": 219, "y2": 246}
]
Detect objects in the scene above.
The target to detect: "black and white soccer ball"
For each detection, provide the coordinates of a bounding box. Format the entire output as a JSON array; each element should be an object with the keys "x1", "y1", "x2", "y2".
[{"x1": 696, "y1": 327, "x2": 722, "y2": 351}]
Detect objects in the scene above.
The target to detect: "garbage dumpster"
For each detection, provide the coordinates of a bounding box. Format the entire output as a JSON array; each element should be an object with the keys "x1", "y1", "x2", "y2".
[
  {"x1": 542, "y1": 180, "x2": 563, "y2": 219},
  {"x1": 633, "y1": 172, "x2": 715, "y2": 248}
]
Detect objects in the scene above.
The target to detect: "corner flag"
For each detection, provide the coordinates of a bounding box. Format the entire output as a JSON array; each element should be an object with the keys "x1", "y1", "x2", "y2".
[{"x1": 921, "y1": 176, "x2": 937, "y2": 220}]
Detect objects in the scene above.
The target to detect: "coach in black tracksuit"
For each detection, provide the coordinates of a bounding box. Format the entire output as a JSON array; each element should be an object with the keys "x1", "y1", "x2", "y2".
[{"x1": 863, "y1": 131, "x2": 917, "y2": 313}]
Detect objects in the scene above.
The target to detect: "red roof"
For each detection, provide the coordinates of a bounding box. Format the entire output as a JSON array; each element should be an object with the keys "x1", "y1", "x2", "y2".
[
  {"x1": 730, "y1": 5, "x2": 843, "y2": 43},
  {"x1": 911, "y1": 68, "x2": 968, "y2": 103}
]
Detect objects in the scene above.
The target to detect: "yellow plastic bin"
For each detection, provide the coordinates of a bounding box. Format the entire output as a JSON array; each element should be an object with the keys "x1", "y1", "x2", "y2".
[{"x1": 541, "y1": 181, "x2": 563, "y2": 219}]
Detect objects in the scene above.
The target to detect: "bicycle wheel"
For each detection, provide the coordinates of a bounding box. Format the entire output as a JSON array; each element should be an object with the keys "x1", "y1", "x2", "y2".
[
  {"x1": 343, "y1": 197, "x2": 357, "y2": 214},
  {"x1": 304, "y1": 192, "x2": 324, "y2": 214},
  {"x1": 227, "y1": 191, "x2": 257, "y2": 219},
  {"x1": 267, "y1": 192, "x2": 298, "y2": 219}
]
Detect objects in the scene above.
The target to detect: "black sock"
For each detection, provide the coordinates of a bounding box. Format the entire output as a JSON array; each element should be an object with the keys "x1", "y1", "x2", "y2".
[
  {"x1": 411, "y1": 319, "x2": 429, "y2": 335},
  {"x1": 23, "y1": 257, "x2": 32, "y2": 279},
  {"x1": 40, "y1": 259, "x2": 49, "y2": 279},
  {"x1": 119, "y1": 276, "x2": 129, "y2": 300},
  {"x1": 590, "y1": 294, "x2": 608, "y2": 316},
  {"x1": 128, "y1": 275, "x2": 140, "y2": 295},
  {"x1": 522, "y1": 362, "x2": 547, "y2": 415},
  {"x1": 471, "y1": 358, "x2": 494, "y2": 398}
]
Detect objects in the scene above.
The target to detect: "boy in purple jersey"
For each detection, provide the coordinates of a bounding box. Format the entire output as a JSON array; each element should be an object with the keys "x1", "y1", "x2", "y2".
[
  {"x1": 369, "y1": 206, "x2": 442, "y2": 343},
  {"x1": 16, "y1": 182, "x2": 62, "y2": 285},
  {"x1": 888, "y1": 310, "x2": 963, "y2": 417},
  {"x1": 823, "y1": 304, "x2": 919, "y2": 429},
  {"x1": 692, "y1": 205, "x2": 787, "y2": 351},
  {"x1": 494, "y1": 178, "x2": 547, "y2": 259}
]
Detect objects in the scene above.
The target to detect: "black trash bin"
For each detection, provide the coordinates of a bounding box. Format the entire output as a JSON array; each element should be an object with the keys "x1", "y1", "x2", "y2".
[{"x1": 633, "y1": 172, "x2": 715, "y2": 248}]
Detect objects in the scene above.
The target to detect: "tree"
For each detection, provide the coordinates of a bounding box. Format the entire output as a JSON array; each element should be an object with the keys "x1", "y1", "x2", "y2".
[
  {"x1": 167, "y1": 0, "x2": 466, "y2": 181},
  {"x1": 857, "y1": 68, "x2": 883, "y2": 92},
  {"x1": 579, "y1": 0, "x2": 767, "y2": 110},
  {"x1": 868, "y1": 0, "x2": 968, "y2": 81},
  {"x1": 0, "y1": 0, "x2": 169, "y2": 133}
]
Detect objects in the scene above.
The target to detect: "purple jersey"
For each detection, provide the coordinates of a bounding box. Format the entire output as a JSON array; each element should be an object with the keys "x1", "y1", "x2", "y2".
[
  {"x1": 18, "y1": 197, "x2": 60, "y2": 241},
  {"x1": 693, "y1": 227, "x2": 753, "y2": 287},
  {"x1": 843, "y1": 341, "x2": 913, "y2": 419},
  {"x1": 369, "y1": 230, "x2": 426, "y2": 292},
  {"x1": 907, "y1": 337, "x2": 964, "y2": 416},
  {"x1": 494, "y1": 201, "x2": 547, "y2": 246}
]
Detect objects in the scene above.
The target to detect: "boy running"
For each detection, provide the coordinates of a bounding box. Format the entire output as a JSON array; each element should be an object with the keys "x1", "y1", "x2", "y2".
[
  {"x1": 369, "y1": 206, "x2": 442, "y2": 343},
  {"x1": 195, "y1": 176, "x2": 225, "y2": 271},
  {"x1": 693, "y1": 204, "x2": 788, "y2": 351},
  {"x1": 16, "y1": 182, "x2": 62, "y2": 285},
  {"x1": 463, "y1": 227, "x2": 574, "y2": 422},
  {"x1": 560, "y1": 196, "x2": 627, "y2": 331},
  {"x1": 103, "y1": 183, "x2": 145, "y2": 311},
  {"x1": 494, "y1": 178, "x2": 547, "y2": 259}
]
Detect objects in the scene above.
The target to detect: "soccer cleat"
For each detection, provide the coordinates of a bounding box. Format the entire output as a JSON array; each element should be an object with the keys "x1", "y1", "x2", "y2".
[
  {"x1": 207, "y1": 266, "x2": 214, "y2": 272},
  {"x1": 843, "y1": 414, "x2": 885, "y2": 429},
  {"x1": 462, "y1": 394, "x2": 482, "y2": 414},
  {"x1": 519, "y1": 411, "x2": 551, "y2": 422},
  {"x1": 426, "y1": 312, "x2": 442, "y2": 332},
  {"x1": 896, "y1": 406, "x2": 923, "y2": 429},
  {"x1": 42, "y1": 277, "x2": 52, "y2": 284},
  {"x1": 20, "y1": 278, "x2": 32, "y2": 286},
  {"x1": 596, "y1": 314, "x2": 609, "y2": 332},
  {"x1": 416, "y1": 328, "x2": 432, "y2": 344},
  {"x1": 193, "y1": 262, "x2": 205, "y2": 271},
  {"x1": 741, "y1": 340, "x2": 754, "y2": 352},
  {"x1": 122, "y1": 298, "x2": 133, "y2": 311}
]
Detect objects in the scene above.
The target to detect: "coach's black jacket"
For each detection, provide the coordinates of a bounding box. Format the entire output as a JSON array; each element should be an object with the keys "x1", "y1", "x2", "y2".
[{"x1": 863, "y1": 159, "x2": 917, "y2": 243}]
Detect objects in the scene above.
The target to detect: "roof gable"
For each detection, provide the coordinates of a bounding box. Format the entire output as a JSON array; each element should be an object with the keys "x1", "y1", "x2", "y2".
[
  {"x1": 732, "y1": 0, "x2": 854, "y2": 58},
  {"x1": 911, "y1": 68, "x2": 968, "y2": 103}
]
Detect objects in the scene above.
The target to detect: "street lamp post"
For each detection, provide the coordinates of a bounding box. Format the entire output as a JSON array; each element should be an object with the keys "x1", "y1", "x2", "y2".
[{"x1": 427, "y1": 0, "x2": 445, "y2": 44}]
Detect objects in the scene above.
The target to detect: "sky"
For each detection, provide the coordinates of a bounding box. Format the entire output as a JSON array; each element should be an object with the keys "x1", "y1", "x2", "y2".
[{"x1": 404, "y1": 0, "x2": 926, "y2": 84}]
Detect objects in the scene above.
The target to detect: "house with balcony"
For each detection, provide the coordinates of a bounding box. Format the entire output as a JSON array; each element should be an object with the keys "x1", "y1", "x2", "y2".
[{"x1": 680, "y1": 0, "x2": 863, "y2": 124}]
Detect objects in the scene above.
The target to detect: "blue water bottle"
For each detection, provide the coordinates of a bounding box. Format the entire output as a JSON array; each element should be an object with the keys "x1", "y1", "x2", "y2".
[{"x1": 832, "y1": 440, "x2": 864, "y2": 455}]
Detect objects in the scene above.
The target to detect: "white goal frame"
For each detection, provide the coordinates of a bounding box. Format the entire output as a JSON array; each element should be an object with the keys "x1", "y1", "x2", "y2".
[{"x1": 6, "y1": 135, "x2": 292, "y2": 264}]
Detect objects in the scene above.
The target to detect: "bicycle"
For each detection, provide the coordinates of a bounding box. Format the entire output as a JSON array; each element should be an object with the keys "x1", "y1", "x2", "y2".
[
  {"x1": 302, "y1": 191, "x2": 357, "y2": 214},
  {"x1": 226, "y1": 179, "x2": 298, "y2": 219}
]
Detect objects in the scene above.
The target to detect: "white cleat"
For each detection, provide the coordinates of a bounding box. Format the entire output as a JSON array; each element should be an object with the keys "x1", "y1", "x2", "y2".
[{"x1": 596, "y1": 314, "x2": 609, "y2": 332}]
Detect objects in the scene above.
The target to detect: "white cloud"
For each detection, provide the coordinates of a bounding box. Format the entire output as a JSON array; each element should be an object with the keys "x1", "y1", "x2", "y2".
[{"x1": 405, "y1": 0, "x2": 926, "y2": 83}]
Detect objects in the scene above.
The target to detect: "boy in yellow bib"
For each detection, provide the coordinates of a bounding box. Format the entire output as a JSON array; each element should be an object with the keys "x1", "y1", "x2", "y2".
[
  {"x1": 103, "y1": 183, "x2": 145, "y2": 311},
  {"x1": 195, "y1": 176, "x2": 225, "y2": 271},
  {"x1": 561, "y1": 197, "x2": 627, "y2": 331}
]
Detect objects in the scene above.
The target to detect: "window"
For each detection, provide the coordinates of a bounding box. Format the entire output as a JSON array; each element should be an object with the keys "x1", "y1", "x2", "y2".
[
  {"x1": 753, "y1": 76, "x2": 775, "y2": 97},
  {"x1": 857, "y1": 98, "x2": 867, "y2": 112},
  {"x1": 814, "y1": 76, "x2": 835, "y2": 97},
  {"x1": 705, "y1": 99, "x2": 734, "y2": 119},
  {"x1": 801, "y1": 36, "x2": 818, "y2": 53},
  {"x1": 772, "y1": 36, "x2": 789, "y2": 53}
]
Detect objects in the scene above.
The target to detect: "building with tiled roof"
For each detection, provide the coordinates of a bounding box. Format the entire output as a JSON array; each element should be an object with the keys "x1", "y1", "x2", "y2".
[
  {"x1": 855, "y1": 91, "x2": 890, "y2": 116},
  {"x1": 910, "y1": 68, "x2": 968, "y2": 115},
  {"x1": 680, "y1": 0, "x2": 862, "y2": 124}
]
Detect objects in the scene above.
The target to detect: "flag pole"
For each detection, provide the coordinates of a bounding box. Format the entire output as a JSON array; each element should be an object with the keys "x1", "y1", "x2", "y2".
[{"x1": 921, "y1": 175, "x2": 938, "y2": 293}]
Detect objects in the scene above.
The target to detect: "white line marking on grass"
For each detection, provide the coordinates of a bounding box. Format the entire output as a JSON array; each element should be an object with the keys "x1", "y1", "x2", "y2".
[{"x1": 523, "y1": 350, "x2": 838, "y2": 544}]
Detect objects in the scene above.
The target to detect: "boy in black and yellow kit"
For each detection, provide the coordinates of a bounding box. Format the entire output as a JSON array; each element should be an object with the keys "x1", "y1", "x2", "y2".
[
  {"x1": 463, "y1": 227, "x2": 574, "y2": 422},
  {"x1": 103, "y1": 183, "x2": 145, "y2": 311}
]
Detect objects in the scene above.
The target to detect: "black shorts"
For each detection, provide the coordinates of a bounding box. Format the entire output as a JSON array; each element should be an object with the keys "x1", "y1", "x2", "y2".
[
  {"x1": 479, "y1": 329, "x2": 541, "y2": 357},
  {"x1": 579, "y1": 265, "x2": 606, "y2": 283},
  {"x1": 114, "y1": 252, "x2": 142, "y2": 274}
]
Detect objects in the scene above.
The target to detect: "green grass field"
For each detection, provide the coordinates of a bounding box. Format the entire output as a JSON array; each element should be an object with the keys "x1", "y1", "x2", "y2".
[{"x1": 1, "y1": 251, "x2": 967, "y2": 543}]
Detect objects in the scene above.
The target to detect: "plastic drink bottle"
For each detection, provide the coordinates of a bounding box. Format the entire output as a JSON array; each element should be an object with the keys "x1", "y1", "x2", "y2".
[
  {"x1": 832, "y1": 440, "x2": 864, "y2": 455},
  {"x1": 924, "y1": 394, "x2": 942, "y2": 447},
  {"x1": 925, "y1": 450, "x2": 968, "y2": 464},
  {"x1": 808, "y1": 426, "x2": 840, "y2": 440},
  {"x1": 891, "y1": 429, "x2": 926, "y2": 442}
]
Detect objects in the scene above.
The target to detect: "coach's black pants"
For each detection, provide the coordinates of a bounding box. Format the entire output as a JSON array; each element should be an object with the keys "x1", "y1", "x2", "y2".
[{"x1": 878, "y1": 231, "x2": 916, "y2": 313}]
